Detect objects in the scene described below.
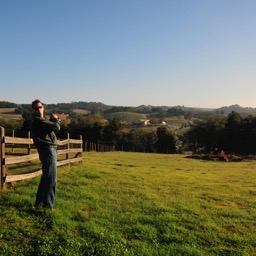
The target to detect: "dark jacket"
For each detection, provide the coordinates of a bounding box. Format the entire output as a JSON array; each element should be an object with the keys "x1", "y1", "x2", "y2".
[{"x1": 30, "y1": 115, "x2": 61, "y2": 149}]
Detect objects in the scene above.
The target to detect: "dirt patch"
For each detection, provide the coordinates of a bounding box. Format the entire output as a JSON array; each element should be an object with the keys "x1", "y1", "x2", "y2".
[{"x1": 0, "y1": 108, "x2": 16, "y2": 114}]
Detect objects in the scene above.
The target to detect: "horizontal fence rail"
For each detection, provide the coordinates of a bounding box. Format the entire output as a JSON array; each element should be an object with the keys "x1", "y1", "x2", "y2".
[{"x1": 0, "y1": 126, "x2": 83, "y2": 188}]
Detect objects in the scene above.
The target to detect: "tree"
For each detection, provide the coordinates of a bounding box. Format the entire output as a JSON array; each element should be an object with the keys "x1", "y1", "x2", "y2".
[
  {"x1": 166, "y1": 107, "x2": 184, "y2": 116},
  {"x1": 155, "y1": 127, "x2": 176, "y2": 153},
  {"x1": 221, "y1": 111, "x2": 242, "y2": 154},
  {"x1": 240, "y1": 115, "x2": 256, "y2": 154},
  {"x1": 102, "y1": 119, "x2": 123, "y2": 146},
  {"x1": 182, "y1": 118, "x2": 225, "y2": 153},
  {"x1": 121, "y1": 128, "x2": 157, "y2": 152}
]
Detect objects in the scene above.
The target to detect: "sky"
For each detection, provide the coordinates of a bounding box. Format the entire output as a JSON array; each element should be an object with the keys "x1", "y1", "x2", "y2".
[{"x1": 1, "y1": 0, "x2": 256, "y2": 108}]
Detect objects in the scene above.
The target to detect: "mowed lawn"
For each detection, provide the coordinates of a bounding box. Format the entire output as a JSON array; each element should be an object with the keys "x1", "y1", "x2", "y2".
[{"x1": 0, "y1": 152, "x2": 256, "y2": 255}]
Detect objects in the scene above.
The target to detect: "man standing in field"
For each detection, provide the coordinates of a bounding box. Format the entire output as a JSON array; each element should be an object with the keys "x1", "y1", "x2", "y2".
[{"x1": 30, "y1": 99, "x2": 60, "y2": 209}]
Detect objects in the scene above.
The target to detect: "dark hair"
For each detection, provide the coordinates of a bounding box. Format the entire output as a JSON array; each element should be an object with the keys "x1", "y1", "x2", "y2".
[{"x1": 32, "y1": 99, "x2": 42, "y2": 109}]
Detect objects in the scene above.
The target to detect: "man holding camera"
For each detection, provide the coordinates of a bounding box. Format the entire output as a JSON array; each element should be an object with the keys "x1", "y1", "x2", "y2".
[{"x1": 30, "y1": 99, "x2": 61, "y2": 210}]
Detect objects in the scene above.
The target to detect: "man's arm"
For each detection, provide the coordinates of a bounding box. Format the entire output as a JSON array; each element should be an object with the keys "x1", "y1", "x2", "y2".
[{"x1": 36, "y1": 116, "x2": 61, "y2": 133}]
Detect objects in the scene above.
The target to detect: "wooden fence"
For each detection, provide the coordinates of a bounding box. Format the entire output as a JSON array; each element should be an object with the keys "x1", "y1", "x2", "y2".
[
  {"x1": 84, "y1": 141, "x2": 115, "y2": 152},
  {"x1": 0, "y1": 126, "x2": 83, "y2": 188}
]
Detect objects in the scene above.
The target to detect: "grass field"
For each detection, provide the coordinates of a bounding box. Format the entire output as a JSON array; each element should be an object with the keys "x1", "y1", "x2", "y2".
[
  {"x1": 164, "y1": 115, "x2": 188, "y2": 126},
  {"x1": 0, "y1": 108, "x2": 22, "y2": 120},
  {"x1": 104, "y1": 112, "x2": 146, "y2": 123},
  {"x1": 0, "y1": 152, "x2": 256, "y2": 255}
]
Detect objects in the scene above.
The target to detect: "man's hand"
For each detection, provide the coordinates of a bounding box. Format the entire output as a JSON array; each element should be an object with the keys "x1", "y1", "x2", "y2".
[{"x1": 50, "y1": 113, "x2": 59, "y2": 120}]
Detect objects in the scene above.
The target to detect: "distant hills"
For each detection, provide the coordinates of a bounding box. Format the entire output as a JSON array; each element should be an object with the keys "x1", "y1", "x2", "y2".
[
  {"x1": 216, "y1": 104, "x2": 256, "y2": 115},
  {"x1": 1, "y1": 101, "x2": 256, "y2": 119}
]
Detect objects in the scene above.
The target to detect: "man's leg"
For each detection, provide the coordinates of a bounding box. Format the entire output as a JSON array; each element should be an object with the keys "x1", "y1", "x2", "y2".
[{"x1": 42, "y1": 147, "x2": 57, "y2": 209}]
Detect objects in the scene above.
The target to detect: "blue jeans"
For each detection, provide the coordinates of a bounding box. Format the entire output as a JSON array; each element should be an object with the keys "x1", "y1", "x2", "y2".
[{"x1": 35, "y1": 147, "x2": 57, "y2": 209}]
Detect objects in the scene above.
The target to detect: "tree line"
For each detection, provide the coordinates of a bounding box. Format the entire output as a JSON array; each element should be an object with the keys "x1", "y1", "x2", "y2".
[
  {"x1": 67, "y1": 118, "x2": 176, "y2": 153},
  {"x1": 183, "y1": 111, "x2": 256, "y2": 155},
  {"x1": 66, "y1": 111, "x2": 256, "y2": 155},
  {"x1": 1, "y1": 109, "x2": 256, "y2": 155}
]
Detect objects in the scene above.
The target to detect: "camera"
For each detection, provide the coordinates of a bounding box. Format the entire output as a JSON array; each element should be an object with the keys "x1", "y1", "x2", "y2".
[{"x1": 49, "y1": 113, "x2": 58, "y2": 121}]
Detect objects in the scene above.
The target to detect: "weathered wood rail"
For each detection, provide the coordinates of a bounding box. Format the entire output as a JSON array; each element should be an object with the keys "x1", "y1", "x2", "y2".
[{"x1": 0, "y1": 126, "x2": 83, "y2": 188}]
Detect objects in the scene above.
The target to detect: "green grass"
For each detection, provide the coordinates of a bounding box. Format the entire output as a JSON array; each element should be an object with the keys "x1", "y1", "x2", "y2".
[
  {"x1": 1, "y1": 152, "x2": 256, "y2": 255},
  {"x1": 103, "y1": 112, "x2": 146, "y2": 122},
  {"x1": 164, "y1": 115, "x2": 187, "y2": 126}
]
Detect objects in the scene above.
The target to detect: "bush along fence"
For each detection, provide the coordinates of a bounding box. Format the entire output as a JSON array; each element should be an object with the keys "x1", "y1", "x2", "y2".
[{"x1": 0, "y1": 126, "x2": 83, "y2": 188}]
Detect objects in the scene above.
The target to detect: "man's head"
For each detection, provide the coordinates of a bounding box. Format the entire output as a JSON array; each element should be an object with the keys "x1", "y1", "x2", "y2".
[{"x1": 32, "y1": 99, "x2": 44, "y2": 117}]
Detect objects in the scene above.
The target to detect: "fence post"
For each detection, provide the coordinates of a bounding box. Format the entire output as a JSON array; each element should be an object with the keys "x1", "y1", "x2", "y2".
[
  {"x1": 80, "y1": 135, "x2": 83, "y2": 151},
  {"x1": 27, "y1": 131, "x2": 31, "y2": 155},
  {"x1": 80, "y1": 135, "x2": 83, "y2": 163},
  {"x1": 0, "y1": 127, "x2": 6, "y2": 188},
  {"x1": 66, "y1": 133, "x2": 70, "y2": 162},
  {"x1": 12, "y1": 129, "x2": 14, "y2": 153}
]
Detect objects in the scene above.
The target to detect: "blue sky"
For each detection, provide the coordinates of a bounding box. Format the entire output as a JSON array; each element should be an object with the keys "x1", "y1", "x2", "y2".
[{"x1": 1, "y1": 0, "x2": 256, "y2": 108}]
